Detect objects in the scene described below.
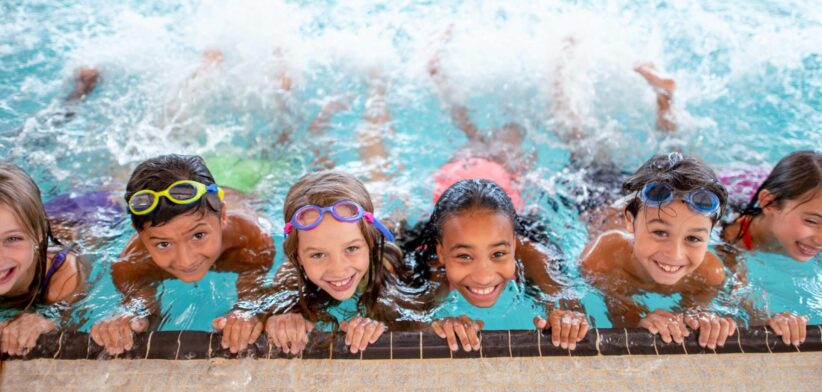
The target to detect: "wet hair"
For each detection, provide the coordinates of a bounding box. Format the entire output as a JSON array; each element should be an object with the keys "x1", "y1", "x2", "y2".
[
  {"x1": 125, "y1": 154, "x2": 221, "y2": 231},
  {"x1": 281, "y1": 171, "x2": 405, "y2": 325},
  {"x1": 622, "y1": 153, "x2": 728, "y2": 224},
  {"x1": 0, "y1": 161, "x2": 59, "y2": 309},
  {"x1": 736, "y1": 150, "x2": 822, "y2": 238},
  {"x1": 404, "y1": 178, "x2": 550, "y2": 284}
]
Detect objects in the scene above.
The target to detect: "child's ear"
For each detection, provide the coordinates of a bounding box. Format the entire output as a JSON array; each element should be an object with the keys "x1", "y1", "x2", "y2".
[
  {"x1": 624, "y1": 209, "x2": 636, "y2": 233},
  {"x1": 435, "y1": 243, "x2": 445, "y2": 267},
  {"x1": 758, "y1": 189, "x2": 778, "y2": 214}
]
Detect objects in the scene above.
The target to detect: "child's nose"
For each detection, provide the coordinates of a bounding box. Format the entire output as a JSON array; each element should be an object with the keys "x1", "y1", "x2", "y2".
[
  {"x1": 665, "y1": 241, "x2": 686, "y2": 261},
  {"x1": 470, "y1": 262, "x2": 497, "y2": 285},
  {"x1": 174, "y1": 245, "x2": 197, "y2": 268},
  {"x1": 326, "y1": 253, "x2": 348, "y2": 275}
]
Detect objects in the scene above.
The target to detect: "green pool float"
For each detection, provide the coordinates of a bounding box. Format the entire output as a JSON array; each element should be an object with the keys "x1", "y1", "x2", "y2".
[{"x1": 205, "y1": 154, "x2": 295, "y2": 194}]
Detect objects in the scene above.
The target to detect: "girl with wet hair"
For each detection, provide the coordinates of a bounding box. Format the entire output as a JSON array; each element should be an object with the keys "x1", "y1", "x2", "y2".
[
  {"x1": 404, "y1": 178, "x2": 588, "y2": 352},
  {"x1": 722, "y1": 150, "x2": 822, "y2": 261},
  {"x1": 0, "y1": 162, "x2": 86, "y2": 356},
  {"x1": 580, "y1": 153, "x2": 737, "y2": 350},
  {"x1": 720, "y1": 150, "x2": 821, "y2": 347},
  {"x1": 265, "y1": 171, "x2": 411, "y2": 355}
]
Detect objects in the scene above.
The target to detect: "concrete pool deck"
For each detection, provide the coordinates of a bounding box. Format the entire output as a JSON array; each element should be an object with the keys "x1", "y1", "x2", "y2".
[{"x1": 3, "y1": 352, "x2": 820, "y2": 391}]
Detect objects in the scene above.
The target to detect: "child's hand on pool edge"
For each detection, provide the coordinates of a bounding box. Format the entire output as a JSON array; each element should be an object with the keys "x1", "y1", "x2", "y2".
[
  {"x1": 0, "y1": 313, "x2": 56, "y2": 356},
  {"x1": 767, "y1": 312, "x2": 808, "y2": 347},
  {"x1": 683, "y1": 312, "x2": 737, "y2": 349},
  {"x1": 265, "y1": 313, "x2": 314, "y2": 355},
  {"x1": 431, "y1": 315, "x2": 484, "y2": 352},
  {"x1": 639, "y1": 309, "x2": 690, "y2": 344},
  {"x1": 90, "y1": 315, "x2": 149, "y2": 355},
  {"x1": 340, "y1": 316, "x2": 386, "y2": 354},
  {"x1": 533, "y1": 309, "x2": 589, "y2": 350},
  {"x1": 212, "y1": 310, "x2": 264, "y2": 353}
]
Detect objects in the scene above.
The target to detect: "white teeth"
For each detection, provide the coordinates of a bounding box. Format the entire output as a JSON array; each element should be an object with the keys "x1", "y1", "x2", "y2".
[
  {"x1": 468, "y1": 286, "x2": 495, "y2": 295},
  {"x1": 0, "y1": 267, "x2": 14, "y2": 281},
  {"x1": 655, "y1": 261, "x2": 683, "y2": 273},
  {"x1": 797, "y1": 243, "x2": 821, "y2": 256},
  {"x1": 329, "y1": 275, "x2": 353, "y2": 287}
]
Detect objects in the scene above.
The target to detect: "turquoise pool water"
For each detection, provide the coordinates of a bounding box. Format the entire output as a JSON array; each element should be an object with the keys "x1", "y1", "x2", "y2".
[{"x1": 1, "y1": 0, "x2": 820, "y2": 331}]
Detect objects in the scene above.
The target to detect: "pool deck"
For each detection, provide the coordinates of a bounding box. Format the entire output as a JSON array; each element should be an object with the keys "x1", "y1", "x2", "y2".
[
  {"x1": 2, "y1": 327, "x2": 820, "y2": 390},
  {"x1": 3, "y1": 352, "x2": 820, "y2": 391}
]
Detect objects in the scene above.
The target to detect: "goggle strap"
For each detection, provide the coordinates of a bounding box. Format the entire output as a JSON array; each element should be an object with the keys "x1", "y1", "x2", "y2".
[
  {"x1": 283, "y1": 222, "x2": 294, "y2": 236},
  {"x1": 370, "y1": 217, "x2": 395, "y2": 242}
]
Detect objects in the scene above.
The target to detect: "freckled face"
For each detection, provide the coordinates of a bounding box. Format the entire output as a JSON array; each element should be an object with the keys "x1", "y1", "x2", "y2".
[
  {"x1": 296, "y1": 216, "x2": 370, "y2": 301},
  {"x1": 436, "y1": 210, "x2": 516, "y2": 308},
  {"x1": 627, "y1": 201, "x2": 713, "y2": 286},
  {"x1": 764, "y1": 192, "x2": 822, "y2": 262},
  {"x1": 0, "y1": 204, "x2": 37, "y2": 296},
  {"x1": 138, "y1": 210, "x2": 224, "y2": 283}
]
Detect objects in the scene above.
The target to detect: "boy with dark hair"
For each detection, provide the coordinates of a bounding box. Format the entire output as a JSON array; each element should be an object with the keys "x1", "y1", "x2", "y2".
[
  {"x1": 91, "y1": 154, "x2": 274, "y2": 355},
  {"x1": 581, "y1": 153, "x2": 736, "y2": 350}
]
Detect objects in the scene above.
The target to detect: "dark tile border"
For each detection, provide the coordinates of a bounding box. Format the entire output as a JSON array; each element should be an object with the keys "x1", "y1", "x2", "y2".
[{"x1": 2, "y1": 326, "x2": 819, "y2": 361}]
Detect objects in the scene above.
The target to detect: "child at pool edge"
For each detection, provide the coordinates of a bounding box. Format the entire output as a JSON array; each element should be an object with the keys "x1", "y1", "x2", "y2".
[
  {"x1": 264, "y1": 171, "x2": 410, "y2": 355},
  {"x1": 719, "y1": 150, "x2": 821, "y2": 346},
  {"x1": 0, "y1": 162, "x2": 86, "y2": 356},
  {"x1": 581, "y1": 153, "x2": 736, "y2": 349},
  {"x1": 90, "y1": 154, "x2": 275, "y2": 355},
  {"x1": 404, "y1": 179, "x2": 589, "y2": 352}
]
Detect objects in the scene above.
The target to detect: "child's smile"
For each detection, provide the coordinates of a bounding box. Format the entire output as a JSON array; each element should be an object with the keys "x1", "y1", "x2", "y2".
[
  {"x1": 297, "y1": 217, "x2": 369, "y2": 301},
  {"x1": 627, "y1": 201, "x2": 713, "y2": 286},
  {"x1": 138, "y1": 210, "x2": 224, "y2": 283},
  {"x1": 437, "y1": 210, "x2": 516, "y2": 308},
  {"x1": 0, "y1": 204, "x2": 36, "y2": 296}
]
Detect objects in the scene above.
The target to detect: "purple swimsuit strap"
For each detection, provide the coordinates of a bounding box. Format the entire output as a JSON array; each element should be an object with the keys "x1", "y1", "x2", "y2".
[{"x1": 39, "y1": 243, "x2": 77, "y2": 298}]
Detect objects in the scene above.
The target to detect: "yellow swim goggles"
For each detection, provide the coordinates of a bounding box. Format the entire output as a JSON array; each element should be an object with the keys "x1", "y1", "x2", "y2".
[{"x1": 128, "y1": 180, "x2": 225, "y2": 216}]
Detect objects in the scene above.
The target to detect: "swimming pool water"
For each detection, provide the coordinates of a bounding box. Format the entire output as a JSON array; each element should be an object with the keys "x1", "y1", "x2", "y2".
[{"x1": 1, "y1": 0, "x2": 820, "y2": 331}]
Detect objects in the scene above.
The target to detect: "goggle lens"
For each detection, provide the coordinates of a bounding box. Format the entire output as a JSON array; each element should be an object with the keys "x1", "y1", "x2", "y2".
[
  {"x1": 643, "y1": 183, "x2": 673, "y2": 204},
  {"x1": 130, "y1": 193, "x2": 155, "y2": 212},
  {"x1": 332, "y1": 201, "x2": 362, "y2": 220},
  {"x1": 169, "y1": 182, "x2": 198, "y2": 201},
  {"x1": 296, "y1": 207, "x2": 322, "y2": 226},
  {"x1": 689, "y1": 190, "x2": 719, "y2": 212}
]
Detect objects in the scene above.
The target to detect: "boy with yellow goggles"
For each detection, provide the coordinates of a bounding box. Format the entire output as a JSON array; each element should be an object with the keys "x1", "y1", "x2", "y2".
[
  {"x1": 128, "y1": 180, "x2": 225, "y2": 215},
  {"x1": 92, "y1": 155, "x2": 274, "y2": 358}
]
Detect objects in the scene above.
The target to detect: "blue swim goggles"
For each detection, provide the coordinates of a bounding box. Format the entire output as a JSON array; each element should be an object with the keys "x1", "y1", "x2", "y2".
[
  {"x1": 283, "y1": 200, "x2": 395, "y2": 242},
  {"x1": 639, "y1": 182, "x2": 720, "y2": 216}
]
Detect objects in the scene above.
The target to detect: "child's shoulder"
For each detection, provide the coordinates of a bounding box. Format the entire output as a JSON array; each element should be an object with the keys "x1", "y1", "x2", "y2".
[
  {"x1": 44, "y1": 251, "x2": 81, "y2": 303},
  {"x1": 581, "y1": 230, "x2": 632, "y2": 274},
  {"x1": 693, "y1": 251, "x2": 726, "y2": 288}
]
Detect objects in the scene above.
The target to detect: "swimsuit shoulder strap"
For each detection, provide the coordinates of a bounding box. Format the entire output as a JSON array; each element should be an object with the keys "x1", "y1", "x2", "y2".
[
  {"x1": 40, "y1": 242, "x2": 78, "y2": 298},
  {"x1": 739, "y1": 216, "x2": 754, "y2": 251}
]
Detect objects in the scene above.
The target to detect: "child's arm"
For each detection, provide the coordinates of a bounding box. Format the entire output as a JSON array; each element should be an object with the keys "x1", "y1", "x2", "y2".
[
  {"x1": 264, "y1": 261, "x2": 314, "y2": 354},
  {"x1": 0, "y1": 313, "x2": 57, "y2": 356},
  {"x1": 0, "y1": 252, "x2": 93, "y2": 355},
  {"x1": 212, "y1": 217, "x2": 275, "y2": 353},
  {"x1": 717, "y1": 246, "x2": 809, "y2": 347},
  {"x1": 90, "y1": 240, "x2": 163, "y2": 355},
  {"x1": 580, "y1": 231, "x2": 652, "y2": 326},
  {"x1": 427, "y1": 26, "x2": 483, "y2": 143},
  {"x1": 519, "y1": 238, "x2": 590, "y2": 350},
  {"x1": 678, "y1": 252, "x2": 738, "y2": 349}
]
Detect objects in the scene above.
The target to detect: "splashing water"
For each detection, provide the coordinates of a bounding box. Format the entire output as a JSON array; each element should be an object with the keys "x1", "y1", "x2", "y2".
[{"x1": 1, "y1": 0, "x2": 819, "y2": 330}]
